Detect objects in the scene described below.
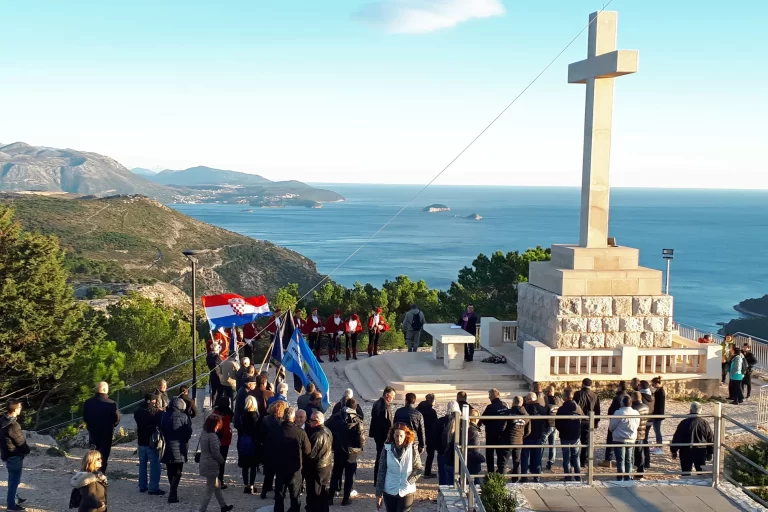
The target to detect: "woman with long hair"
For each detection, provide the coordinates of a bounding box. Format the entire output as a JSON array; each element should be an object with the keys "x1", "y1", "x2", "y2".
[
  {"x1": 375, "y1": 423, "x2": 423, "y2": 512},
  {"x1": 650, "y1": 376, "x2": 666, "y2": 455},
  {"x1": 71, "y1": 449, "x2": 108, "y2": 512},
  {"x1": 198, "y1": 414, "x2": 233, "y2": 512},
  {"x1": 237, "y1": 395, "x2": 260, "y2": 494},
  {"x1": 212, "y1": 396, "x2": 234, "y2": 489}
]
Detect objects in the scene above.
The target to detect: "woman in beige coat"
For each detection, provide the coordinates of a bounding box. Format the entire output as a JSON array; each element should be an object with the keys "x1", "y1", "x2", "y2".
[{"x1": 198, "y1": 414, "x2": 233, "y2": 512}]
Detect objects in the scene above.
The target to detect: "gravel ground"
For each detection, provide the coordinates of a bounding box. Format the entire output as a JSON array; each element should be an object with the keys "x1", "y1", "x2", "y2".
[{"x1": 1, "y1": 357, "x2": 762, "y2": 512}]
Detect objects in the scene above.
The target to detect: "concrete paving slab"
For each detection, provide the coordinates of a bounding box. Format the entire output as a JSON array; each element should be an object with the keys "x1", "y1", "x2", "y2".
[
  {"x1": 521, "y1": 490, "x2": 549, "y2": 510},
  {"x1": 539, "y1": 493, "x2": 581, "y2": 510},
  {"x1": 568, "y1": 487, "x2": 613, "y2": 507}
]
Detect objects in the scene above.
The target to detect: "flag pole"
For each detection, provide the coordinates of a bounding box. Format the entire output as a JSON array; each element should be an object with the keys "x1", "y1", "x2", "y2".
[{"x1": 259, "y1": 338, "x2": 274, "y2": 374}]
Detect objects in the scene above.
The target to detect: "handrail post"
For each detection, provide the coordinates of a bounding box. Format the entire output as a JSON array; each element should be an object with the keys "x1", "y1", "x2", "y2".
[
  {"x1": 713, "y1": 402, "x2": 723, "y2": 487},
  {"x1": 453, "y1": 410, "x2": 461, "y2": 486},
  {"x1": 587, "y1": 410, "x2": 595, "y2": 485},
  {"x1": 461, "y1": 405, "x2": 470, "y2": 503}
]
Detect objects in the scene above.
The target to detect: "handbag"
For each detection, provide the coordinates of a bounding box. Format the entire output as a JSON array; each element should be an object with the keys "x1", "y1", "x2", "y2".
[{"x1": 194, "y1": 436, "x2": 202, "y2": 463}]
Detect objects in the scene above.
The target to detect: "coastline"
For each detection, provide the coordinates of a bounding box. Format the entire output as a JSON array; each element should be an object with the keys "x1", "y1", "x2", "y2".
[{"x1": 734, "y1": 304, "x2": 768, "y2": 318}]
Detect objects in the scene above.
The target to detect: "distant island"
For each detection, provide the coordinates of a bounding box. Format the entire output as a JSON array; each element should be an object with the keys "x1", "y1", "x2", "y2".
[
  {"x1": 424, "y1": 204, "x2": 450, "y2": 212},
  {"x1": 467, "y1": 213, "x2": 482, "y2": 220},
  {"x1": 734, "y1": 295, "x2": 768, "y2": 318},
  {"x1": 720, "y1": 294, "x2": 768, "y2": 340}
]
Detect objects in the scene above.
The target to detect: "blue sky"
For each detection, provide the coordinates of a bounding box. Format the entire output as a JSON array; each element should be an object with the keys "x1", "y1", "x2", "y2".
[{"x1": 1, "y1": 0, "x2": 766, "y2": 188}]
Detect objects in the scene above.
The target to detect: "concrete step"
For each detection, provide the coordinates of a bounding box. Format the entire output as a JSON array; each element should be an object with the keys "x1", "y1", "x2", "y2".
[
  {"x1": 392, "y1": 380, "x2": 529, "y2": 392},
  {"x1": 344, "y1": 363, "x2": 383, "y2": 402}
]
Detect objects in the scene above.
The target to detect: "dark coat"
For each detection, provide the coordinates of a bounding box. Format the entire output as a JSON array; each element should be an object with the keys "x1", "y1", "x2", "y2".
[
  {"x1": 608, "y1": 391, "x2": 629, "y2": 416},
  {"x1": 434, "y1": 415, "x2": 453, "y2": 460},
  {"x1": 652, "y1": 387, "x2": 666, "y2": 415},
  {"x1": 297, "y1": 392, "x2": 312, "y2": 412},
  {"x1": 71, "y1": 471, "x2": 107, "y2": 512},
  {"x1": 83, "y1": 393, "x2": 120, "y2": 444},
  {"x1": 524, "y1": 403, "x2": 548, "y2": 440},
  {"x1": 671, "y1": 416, "x2": 714, "y2": 458},
  {"x1": 480, "y1": 398, "x2": 509, "y2": 442},
  {"x1": 133, "y1": 402, "x2": 162, "y2": 447},
  {"x1": 544, "y1": 395, "x2": 563, "y2": 428},
  {"x1": 277, "y1": 421, "x2": 311, "y2": 475},
  {"x1": 467, "y1": 423, "x2": 486, "y2": 467},
  {"x1": 305, "y1": 424, "x2": 333, "y2": 471},
  {"x1": 0, "y1": 414, "x2": 29, "y2": 461},
  {"x1": 416, "y1": 401, "x2": 438, "y2": 448},
  {"x1": 237, "y1": 410, "x2": 260, "y2": 467},
  {"x1": 254, "y1": 387, "x2": 274, "y2": 418},
  {"x1": 328, "y1": 408, "x2": 366, "y2": 463},
  {"x1": 369, "y1": 397, "x2": 393, "y2": 442},
  {"x1": 555, "y1": 400, "x2": 584, "y2": 441},
  {"x1": 261, "y1": 414, "x2": 284, "y2": 462},
  {"x1": 303, "y1": 402, "x2": 324, "y2": 423},
  {"x1": 573, "y1": 387, "x2": 600, "y2": 428},
  {"x1": 456, "y1": 312, "x2": 478, "y2": 335},
  {"x1": 639, "y1": 389, "x2": 655, "y2": 414},
  {"x1": 501, "y1": 405, "x2": 530, "y2": 446},
  {"x1": 179, "y1": 393, "x2": 197, "y2": 419},
  {"x1": 631, "y1": 400, "x2": 650, "y2": 441},
  {"x1": 160, "y1": 398, "x2": 192, "y2": 464},
  {"x1": 394, "y1": 404, "x2": 427, "y2": 452},
  {"x1": 233, "y1": 386, "x2": 257, "y2": 429},
  {"x1": 332, "y1": 400, "x2": 365, "y2": 420}
]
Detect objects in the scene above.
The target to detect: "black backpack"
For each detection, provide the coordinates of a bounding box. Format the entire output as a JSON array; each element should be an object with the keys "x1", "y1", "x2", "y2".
[
  {"x1": 149, "y1": 426, "x2": 166, "y2": 458},
  {"x1": 410, "y1": 311, "x2": 423, "y2": 331},
  {"x1": 69, "y1": 488, "x2": 81, "y2": 508}
]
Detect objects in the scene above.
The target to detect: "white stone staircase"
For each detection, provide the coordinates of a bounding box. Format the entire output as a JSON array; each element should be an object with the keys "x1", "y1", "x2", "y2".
[{"x1": 344, "y1": 351, "x2": 530, "y2": 402}]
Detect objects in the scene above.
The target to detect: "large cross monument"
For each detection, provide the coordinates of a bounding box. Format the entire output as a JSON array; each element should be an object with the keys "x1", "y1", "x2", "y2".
[{"x1": 517, "y1": 11, "x2": 674, "y2": 350}]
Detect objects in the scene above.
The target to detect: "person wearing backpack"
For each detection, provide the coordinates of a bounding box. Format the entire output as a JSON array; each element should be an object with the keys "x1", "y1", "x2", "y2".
[
  {"x1": 402, "y1": 305, "x2": 426, "y2": 353},
  {"x1": 133, "y1": 393, "x2": 165, "y2": 496}
]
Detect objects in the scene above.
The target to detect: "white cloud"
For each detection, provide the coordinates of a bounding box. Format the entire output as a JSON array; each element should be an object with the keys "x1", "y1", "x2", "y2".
[{"x1": 356, "y1": 0, "x2": 505, "y2": 34}]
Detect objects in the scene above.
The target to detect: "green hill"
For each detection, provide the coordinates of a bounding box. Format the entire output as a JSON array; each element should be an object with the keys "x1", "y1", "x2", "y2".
[{"x1": 0, "y1": 193, "x2": 323, "y2": 297}]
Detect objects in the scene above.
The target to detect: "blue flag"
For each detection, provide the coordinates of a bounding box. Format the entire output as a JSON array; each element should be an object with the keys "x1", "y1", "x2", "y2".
[{"x1": 282, "y1": 328, "x2": 331, "y2": 410}]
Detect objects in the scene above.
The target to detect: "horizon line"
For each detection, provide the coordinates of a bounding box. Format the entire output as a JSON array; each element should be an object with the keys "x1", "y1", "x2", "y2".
[{"x1": 309, "y1": 182, "x2": 768, "y2": 192}]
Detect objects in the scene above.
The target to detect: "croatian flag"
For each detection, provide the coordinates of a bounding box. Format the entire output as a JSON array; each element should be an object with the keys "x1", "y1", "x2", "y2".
[{"x1": 201, "y1": 293, "x2": 272, "y2": 331}]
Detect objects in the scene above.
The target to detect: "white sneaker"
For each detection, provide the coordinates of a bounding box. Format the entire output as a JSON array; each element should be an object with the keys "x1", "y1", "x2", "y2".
[
  {"x1": 651, "y1": 448, "x2": 663, "y2": 455},
  {"x1": 350, "y1": 490, "x2": 358, "y2": 497}
]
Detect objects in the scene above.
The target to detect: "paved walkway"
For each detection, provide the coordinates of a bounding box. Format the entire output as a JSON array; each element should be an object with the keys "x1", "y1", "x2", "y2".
[{"x1": 521, "y1": 485, "x2": 742, "y2": 512}]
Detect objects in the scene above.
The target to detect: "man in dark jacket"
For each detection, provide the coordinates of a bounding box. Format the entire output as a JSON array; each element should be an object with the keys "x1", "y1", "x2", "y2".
[
  {"x1": 521, "y1": 392, "x2": 547, "y2": 482},
  {"x1": 255, "y1": 374, "x2": 275, "y2": 418},
  {"x1": 133, "y1": 394, "x2": 165, "y2": 495},
  {"x1": 260, "y1": 403, "x2": 286, "y2": 500},
  {"x1": 573, "y1": 378, "x2": 600, "y2": 467},
  {"x1": 369, "y1": 386, "x2": 395, "y2": 486},
  {"x1": 304, "y1": 411, "x2": 333, "y2": 512},
  {"x1": 304, "y1": 392, "x2": 326, "y2": 422},
  {"x1": 671, "y1": 402, "x2": 714, "y2": 476},
  {"x1": 1, "y1": 400, "x2": 29, "y2": 511},
  {"x1": 631, "y1": 391, "x2": 650, "y2": 476},
  {"x1": 417, "y1": 394, "x2": 438, "y2": 478},
  {"x1": 638, "y1": 381, "x2": 655, "y2": 468},
  {"x1": 480, "y1": 389, "x2": 509, "y2": 474},
  {"x1": 234, "y1": 377, "x2": 258, "y2": 429},
  {"x1": 177, "y1": 385, "x2": 197, "y2": 420},
  {"x1": 456, "y1": 304, "x2": 478, "y2": 361},
  {"x1": 154, "y1": 379, "x2": 170, "y2": 411},
  {"x1": 331, "y1": 389, "x2": 365, "y2": 420},
  {"x1": 456, "y1": 391, "x2": 474, "y2": 413},
  {"x1": 743, "y1": 344, "x2": 758, "y2": 399},
  {"x1": 297, "y1": 383, "x2": 317, "y2": 412},
  {"x1": 600, "y1": 381, "x2": 628, "y2": 468},
  {"x1": 328, "y1": 399, "x2": 365, "y2": 506},
  {"x1": 83, "y1": 382, "x2": 120, "y2": 474},
  {"x1": 501, "y1": 396, "x2": 530, "y2": 483},
  {"x1": 275, "y1": 407, "x2": 311, "y2": 512},
  {"x1": 393, "y1": 393, "x2": 426, "y2": 453},
  {"x1": 542, "y1": 385, "x2": 562, "y2": 470},
  {"x1": 556, "y1": 388, "x2": 584, "y2": 482}
]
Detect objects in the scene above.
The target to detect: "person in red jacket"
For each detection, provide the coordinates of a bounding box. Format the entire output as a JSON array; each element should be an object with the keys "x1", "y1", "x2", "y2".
[
  {"x1": 325, "y1": 309, "x2": 345, "y2": 363},
  {"x1": 345, "y1": 313, "x2": 364, "y2": 360},
  {"x1": 266, "y1": 309, "x2": 283, "y2": 336},
  {"x1": 303, "y1": 307, "x2": 326, "y2": 362},
  {"x1": 367, "y1": 307, "x2": 389, "y2": 356},
  {"x1": 211, "y1": 327, "x2": 230, "y2": 359}
]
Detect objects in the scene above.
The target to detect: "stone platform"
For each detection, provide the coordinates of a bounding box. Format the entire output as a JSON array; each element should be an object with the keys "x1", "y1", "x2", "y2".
[{"x1": 344, "y1": 351, "x2": 528, "y2": 402}]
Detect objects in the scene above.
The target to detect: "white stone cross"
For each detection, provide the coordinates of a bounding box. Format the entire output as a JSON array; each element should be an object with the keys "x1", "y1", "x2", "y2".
[{"x1": 569, "y1": 11, "x2": 638, "y2": 248}]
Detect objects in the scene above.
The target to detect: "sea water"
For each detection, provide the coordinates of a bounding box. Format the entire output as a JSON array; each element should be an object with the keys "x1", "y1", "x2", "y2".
[{"x1": 172, "y1": 185, "x2": 768, "y2": 331}]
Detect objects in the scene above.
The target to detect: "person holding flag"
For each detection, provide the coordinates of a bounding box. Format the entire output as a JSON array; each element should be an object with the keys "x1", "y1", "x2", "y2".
[
  {"x1": 325, "y1": 310, "x2": 345, "y2": 363},
  {"x1": 282, "y1": 318, "x2": 332, "y2": 413},
  {"x1": 266, "y1": 308, "x2": 283, "y2": 336},
  {"x1": 345, "y1": 314, "x2": 363, "y2": 361},
  {"x1": 304, "y1": 308, "x2": 326, "y2": 363},
  {"x1": 367, "y1": 307, "x2": 390, "y2": 357}
]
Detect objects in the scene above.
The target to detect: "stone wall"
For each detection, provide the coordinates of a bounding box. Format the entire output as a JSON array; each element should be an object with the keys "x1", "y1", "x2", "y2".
[{"x1": 517, "y1": 282, "x2": 674, "y2": 349}]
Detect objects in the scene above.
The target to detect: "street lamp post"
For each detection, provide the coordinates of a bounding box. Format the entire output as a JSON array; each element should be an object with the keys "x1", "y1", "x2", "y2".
[
  {"x1": 662, "y1": 248, "x2": 674, "y2": 295},
  {"x1": 182, "y1": 249, "x2": 210, "y2": 400}
]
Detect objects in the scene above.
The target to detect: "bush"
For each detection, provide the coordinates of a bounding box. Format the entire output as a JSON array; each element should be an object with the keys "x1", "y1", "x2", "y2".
[
  {"x1": 725, "y1": 440, "x2": 768, "y2": 500},
  {"x1": 85, "y1": 286, "x2": 108, "y2": 299},
  {"x1": 480, "y1": 472, "x2": 518, "y2": 512},
  {"x1": 53, "y1": 423, "x2": 80, "y2": 444}
]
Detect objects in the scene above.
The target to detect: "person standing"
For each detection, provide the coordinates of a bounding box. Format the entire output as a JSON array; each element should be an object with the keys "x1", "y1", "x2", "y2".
[
  {"x1": 743, "y1": 344, "x2": 758, "y2": 399},
  {"x1": 328, "y1": 399, "x2": 365, "y2": 506},
  {"x1": 304, "y1": 411, "x2": 333, "y2": 512},
  {"x1": 297, "y1": 383, "x2": 317, "y2": 411},
  {"x1": 456, "y1": 305, "x2": 478, "y2": 362},
  {"x1": 729, "y1": 345, "x2": 747, "y2": 404},
  {"x1": 671, "y1": 402, "x2": 714, "y2": 476},
  {"x1": 376, "y1": 424, "x2": 423, "y2": 512},
  {"x1": 402, "y1": 305, "x2": 426, "y2": 353},
  {"x1": 630, "y1": 391, "x2": 650, "y2": 478},
  {"x1": 83, "y1": 382, "x2": 120, "y2": 475},
  {"x1": 649, "y1": 377, "x2": 666, "y2": 455},
  {"x1": 268, "y1": 382, "x2": 289, "y2": 407},
  {"x1": 71, "y1": 450, "x2": 108, "y2": 512},
  {"x1": 573, "y1": 378, "x2": 600, "y2": 467},
  {"x1": 608, "y1": 396, "x2": 640, "y2": 482},
  {"x1": 133, "y1": 393, "x2": 164, "y2": 495},
  {"x1": 367, "y1": 308, "x2": 389, "y2": 357},
  {"x1": 722, "y1": 335, "x2": 734, "y2": 384},
  {"x1": 599, "y1": 381, "x2": 628, "y2": 468},
  {"x1": 325, "y1": 310, "x2": 345, "y2": 363},
  {"x1": 160, "y1": 397, "x2": 192, "y2": 504},
  {"x1": 542, "y1": 385, "x2": 562, "y2": 470},
  {"x1": 393, "y1": 393, "x2": 426, "y2": 454},
  {"x1": 480, "y1": 389, "x2": 508, "y2": 475},
  {"x1": 235, "y1": 357, "x2": 252, "y2": 391},
  {"x1": 234, "y1": 376, "x2": 258, "y2": 430},
  {"x1": 178, "y1": 385, "x2": 198, "y2": 420},
  {"x1": 212, "y1": 397, "x2": 234, "y2": 490},
  {"x1": 416, "y1": 394, "x2": 438, "y2": 479},
  {"x1": 521, "y1": 392, "x2": 547, "y2": 483},
  {"x1": 219, "y1": 354, "x2": 240, "y2": 409},
  {"x1": 207, "y1": 345, "x2": 224, "y2": 407},
  {"x1": 502, "y1": 396, "x2": 530, "y2": 483},
  {"x1": 260, "y1": 401, "x2": 288, "y2": 500},
  {"x1": 466, "y1": 410, "x2": 486, "y2": 485},
  {"x1": 369, "y1": 387, "x2": 395, "y2": 486},
  {"x1": 254, "y1": 374, "x2": 275, "y2": 419},
  {"x1": 303, "y1": 392, "x2": 325, "y2": 421},
  {"x1": 1, "y1": 400, "x2": 29, "y2": 511},
  {"x1": 555, "y1": 388, "x2": 584, "y2": 482},
  {"x1": 274, "y1": 407, "x2": 311, "y2": 512},
  {"x1": 198, "y1": 414, "x2": 234, "y2": 512},
  {"x1": 304, "y1": 308, "x2": 326, "y2": 363},
  {"x1": 344, "y1": 314, "x2": 363, "y2": 360},
  {"x1": 435, "y1": 401, "x2": 460, "y2": 485},
  {"x1": 237, "y1": 395, "x2": 260, "y2": 495}
]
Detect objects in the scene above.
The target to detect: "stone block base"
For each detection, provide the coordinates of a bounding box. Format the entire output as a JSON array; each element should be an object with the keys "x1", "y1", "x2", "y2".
[{"x1": 517, "y1": 282, "x2": 673, "y2": 349}]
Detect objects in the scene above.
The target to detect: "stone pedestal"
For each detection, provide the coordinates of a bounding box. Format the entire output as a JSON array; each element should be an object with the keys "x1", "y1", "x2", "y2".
[{"x1": 424, "y1": 323, "x2": 475, "y2": 370}]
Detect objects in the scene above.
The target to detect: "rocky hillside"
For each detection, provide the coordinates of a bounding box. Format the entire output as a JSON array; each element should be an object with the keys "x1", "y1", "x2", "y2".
[
  {"x1": 0, "y1": 193, "x2": 323, "y2": 297},
  {"x1": 0, "y1": 142, "x2": 174, "y2": 199}
]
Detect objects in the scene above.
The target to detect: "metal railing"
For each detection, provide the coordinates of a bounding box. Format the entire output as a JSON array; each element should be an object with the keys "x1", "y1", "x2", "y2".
[{"x1": 674, "y1": 321, "x2": 768, "y2": 370}]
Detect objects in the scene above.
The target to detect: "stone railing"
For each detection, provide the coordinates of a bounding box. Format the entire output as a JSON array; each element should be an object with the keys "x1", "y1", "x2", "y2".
[
  {"x1": 523, "y1": 340, "x2": 721, "y2": 382},
  {"x1": 478, "y1": 317, "x2": 518, "y2": 350}
]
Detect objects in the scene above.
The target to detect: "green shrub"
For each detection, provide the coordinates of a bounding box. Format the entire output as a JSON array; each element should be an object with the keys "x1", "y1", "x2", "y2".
[
  {"x1": 725, "y1": 440, "x2": 768, "y2": 501},
  {"x1": 480, "y1": 471, "x2": 518, "y2": 512},
  {"x1": 85, "y1": 287, "x2": 108, "y2": 299},
  {"x1": 53, "y1": 424, "x2": 80, "y2": 444}
]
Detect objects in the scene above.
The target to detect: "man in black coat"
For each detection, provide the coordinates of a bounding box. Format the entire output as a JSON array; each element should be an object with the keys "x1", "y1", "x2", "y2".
[
  {"x1": 83, "y1": 381, "x2": 120, "y2": 474},
  {"x1": 133, "y1": 394, "x2": 165, "y2": 495},
  {"x1": 479, "y1": 389, "x2": 508, "y2": 474},
  {"x1": 671, "y1": 402, "x2": 714, "y2": 476},
  {"x1": 234, "y1": 377, "x2": 258, "y2": 429},
  {"x1": 522, "y1": 392, "x2": 547, "y2": 482},
  {"x1": 303, "y1": 392, "x2": 326, "y2": 422},
  {"x1": 501, "y1": 396, "x2": 530, "y2": 482},
  {"x1": 369, "y1": 386, "x2": 395, "y2": 486},
  {"x1": 275, "y1": 407, "x2": 311, "y2": 512},
  {"x1": 417, "y1": 394, "x2": 438, "y2": 478},
  {"x1": 573, "y1": 378, "x2": 600, "y2": 467},
  {"x1": 1, "y1": 399, "x2": 30, "y2": 511},
  {"x1": 328, "y1": 399, "x2": 366, "y2": 506},
  {"x1": 393, "y1": 393, "x2": 426, "y2": 453},
  {"x1": 304, "y1": 411, "x2": 333, "y2": 512},
  {"x1": 456, "y1": 305, "x2": 478, "y2": 361},
  {"x1": 556, "y1": 388, "x2": 584, "y2": 482},
  {"x1": 331, "y1": 389, "x2": 365, "y2": 420}
]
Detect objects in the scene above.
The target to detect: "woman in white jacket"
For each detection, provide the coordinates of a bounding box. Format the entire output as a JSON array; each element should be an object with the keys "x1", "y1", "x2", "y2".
[{"x1": 375, "y1": 423, "x2": 423, "y2": 512}]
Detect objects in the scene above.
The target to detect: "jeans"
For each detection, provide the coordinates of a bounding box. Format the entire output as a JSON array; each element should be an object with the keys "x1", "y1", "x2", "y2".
[
  {"x1": 635, "y1": 439, "x2": 648, "y2": 473},
  {"x1": 579, "y1": 425, "x2": 590, "y2": 466},
  {"x1": 138, "y1": 445, "x2": 161, "y2": 492},
  {"x1": 542, "y1": 427, "x2": 557, "y2": 465},
  {"x1": 405, "y1": 330, "x2": 421, "y2": 352},
  {"x1": 198, "y1": 475, "x2": 227, "y2": 511},
  {"x1": 437, "y1": 454, "x2": 454, "y2": 485},
  {"x1": 5, "y1": 456, "x2": 23, "y2": 508},
  {"x1": 613, "y1": 443, "x2": 634, "y2": 481},
  {"x1": 650, "y1": 419, "x2": 664, "y2": 446},
  {"x1": 521, "y1": 438, "x2": 543, "y2": 481},
  {"x1": 561, "y1": 439, "x2": 581, "y2": 481}
]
